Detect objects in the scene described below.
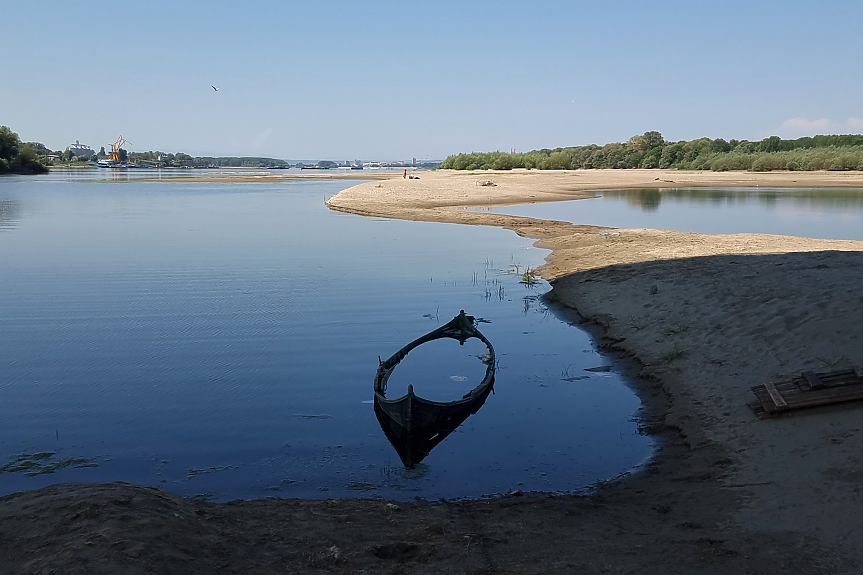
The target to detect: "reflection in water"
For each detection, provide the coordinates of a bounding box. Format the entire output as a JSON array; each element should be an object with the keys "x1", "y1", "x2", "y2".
[
  {"x1": 0, "y1": 199, "x2": 20, "y2": 231},
  {"x1": 374, "y1": 385, "x2": 492, "y2": 468},
  {"x1": 486, "y1": 186, "x2": 863, "y2": 240},
  {"x1": 618, "y1": 187, "x2": 863, "y2": 211},
  {"x1": 374, "y1": 312, "x2": 495, "y2": 468},
  {"x1": 620, "y1": 188, "x2": 662, "y2": 211},
  {"x1": 107, "y1": 169, "x2": 132, "y2": 182}
]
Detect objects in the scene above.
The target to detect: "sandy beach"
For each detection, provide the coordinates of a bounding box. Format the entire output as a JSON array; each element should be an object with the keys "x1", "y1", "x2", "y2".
[{"x1": 4, "y1": 168, "x2": 863, "y2": 574}]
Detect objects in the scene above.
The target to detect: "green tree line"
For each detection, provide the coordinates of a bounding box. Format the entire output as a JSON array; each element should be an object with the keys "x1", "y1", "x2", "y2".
[
  {"x1": 440, "y1": 132, "x2": 863, "y2": 172},
  {"x1": 127, "y1": 151, "x2": 289, "y2": 168},
  {"x1": 1, "y1": 126, "x2": 293, "y2": 170},
  {"x1": 47, "y1": 148, "x2": 290, "y2": 168},
  {"x1": 0, "y1": 126, "x2": 49, "y2": 174}
]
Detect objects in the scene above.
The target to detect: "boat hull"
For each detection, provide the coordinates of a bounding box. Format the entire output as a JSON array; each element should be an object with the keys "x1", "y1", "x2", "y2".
[
  {"x1": 373, "y1": 311, "x2": 496, "y2": 468},
  {"x1": 374, "y1": 381, "x2": 493, "y2": 468}
]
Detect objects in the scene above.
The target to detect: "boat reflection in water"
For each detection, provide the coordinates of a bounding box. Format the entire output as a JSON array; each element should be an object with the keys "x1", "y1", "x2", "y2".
[{"x1": 373, "y1": 311, "x2": 496, "y2": 468}]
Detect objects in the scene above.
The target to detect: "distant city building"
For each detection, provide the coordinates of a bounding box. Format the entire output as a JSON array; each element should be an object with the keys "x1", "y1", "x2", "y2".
[{"x1": 65, "y1": 140, "x2": 94, "y2": 157}]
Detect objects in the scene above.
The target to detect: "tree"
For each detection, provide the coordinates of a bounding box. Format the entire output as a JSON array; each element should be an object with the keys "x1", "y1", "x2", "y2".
[
  {"x1": 99, "y1": 146, "x2": 107, "y2": 158},
  {"x1": 11, "y1": 144, "x2": 48, "y2": 174},
  {"x1": 627, "y1": 131, "x2": 665, "y2": 152},
  {"x1": 642, "y1": 131, "x2": 665, "y2": 150},
  {"x1": 710, "y1": 138, "x2": 730, "y2": 153},
  {"x1": 546, "y1": 151, "x2": 572, "y2": 169},
  {"x1": 25, "y1": 141, "x2": 49, "y2": 156},
  {"x1": 682, "y1": 138, "x2": 711, "y2": 163},
  {"x1": 640, "y1": 147, "x2": 662, "y2": 168},
  {"x1": 659, "y1": 143, "x2": 683, "y2": 169},
  {"x1": 0, "y1": 126, "x2": 47, "y2": 174},
  {"x1": 0, "y1": 126, "x2": 20, "y2": 164},
  {"x1": 734, "y1": 141, "x2": 755, "y2": 153},
  {"x1": 758, "y1": 136, "x2": 782, "y2": 153}
]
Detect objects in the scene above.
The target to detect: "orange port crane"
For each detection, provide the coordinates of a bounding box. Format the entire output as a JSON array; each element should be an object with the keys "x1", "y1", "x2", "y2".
[{"x1": 108, "y1": 135, "x2": 127, "y2": 163}]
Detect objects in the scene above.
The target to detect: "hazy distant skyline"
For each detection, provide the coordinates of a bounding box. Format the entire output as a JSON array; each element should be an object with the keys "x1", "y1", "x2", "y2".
[{"x1": 4, "y1": 0, "x2": 862, "y2": 160}]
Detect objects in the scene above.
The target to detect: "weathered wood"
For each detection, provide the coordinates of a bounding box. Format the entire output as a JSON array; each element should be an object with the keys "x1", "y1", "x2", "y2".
[
  {"x1": 749, "y1": 364, "x2": 863, "y2": 418},
  {"x1": 747, "y1": 399, "x2": 768, "y2": 419},
  {"x1": 802, "y1": 371, "x2": 825, "y2": 390},
  {"x1": 763, "y1": 382, "x2": 787, "y2": 407},
  {"x1": 374, "y1": 310, "x2": 496, "y2": 468}
]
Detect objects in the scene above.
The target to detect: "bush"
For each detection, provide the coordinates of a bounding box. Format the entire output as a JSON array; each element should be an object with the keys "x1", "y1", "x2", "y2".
[
  {"x1": 751, "y1": 155, "x2": 785, "y2": 172},
  {"x1": 710, "y1": 153, "x2": 753, "y2": 171},
  {"x1": 546, "y1": 151, "x2": 572, "y2": 170},
  {"x1": 9, "y1": 145, "x2": 49, "y2": 174}
]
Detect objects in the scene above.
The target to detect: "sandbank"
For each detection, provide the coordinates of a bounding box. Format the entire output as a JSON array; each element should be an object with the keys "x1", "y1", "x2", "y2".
[{"x1": 328, "y1": 168, "x2": 863, "y2": 567}]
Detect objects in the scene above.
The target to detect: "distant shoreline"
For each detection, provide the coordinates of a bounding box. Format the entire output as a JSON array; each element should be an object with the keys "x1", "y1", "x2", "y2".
[{"x1": 136, "y1": 172, "x2": 393, "y2": 183}]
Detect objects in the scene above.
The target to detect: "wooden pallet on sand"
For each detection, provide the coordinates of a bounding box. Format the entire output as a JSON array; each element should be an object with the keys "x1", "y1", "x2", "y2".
[{"x1": 749, "y1": 364, "x2": 863, "y2": 419}]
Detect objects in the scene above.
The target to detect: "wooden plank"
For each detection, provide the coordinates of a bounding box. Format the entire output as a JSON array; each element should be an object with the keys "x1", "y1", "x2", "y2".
[
  {"x1": 798, "y1": 369, "x2": 858, "y2": 388},
  {"x1": 853, "y1": 364, "x2": 863, "y2": 379},
  {"x1": 769, "y1": 382, "x2": 806, "y2": 399},
  {"x1": 763, "y1": 382, "x2": 787, "y2": 407},
  {"x1": 776, "y1": 384, "x2": 863, "y2": 409},
  {"x1": 817, "y1": 371, "x2": 857, "y2": 387},
  {"x1": 755, "y1": 374, "x2": 855, "y2": 404},
  {"x1": 752, "y1": 382, "x2": 863, "y2": 410},
  {"x1": 750, "y1": 387, "x2": 780, "y2": 413},
  {"x1": 747, "y1": 399, "x2": 771, "y2": 419},
  {"x1": 802, "y1": 371, "x2": 825, "y2": 390}
]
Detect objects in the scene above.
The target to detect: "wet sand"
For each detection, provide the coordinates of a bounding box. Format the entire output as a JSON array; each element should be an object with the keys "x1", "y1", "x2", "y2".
[{"x1": 4, "y1": 169, "x2": 863, "y2": 574}]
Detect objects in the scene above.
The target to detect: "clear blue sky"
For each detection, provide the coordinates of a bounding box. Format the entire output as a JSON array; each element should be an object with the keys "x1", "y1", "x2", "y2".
[{"x1": 4, "y1": 0, "x2": 862, "y2": 161}]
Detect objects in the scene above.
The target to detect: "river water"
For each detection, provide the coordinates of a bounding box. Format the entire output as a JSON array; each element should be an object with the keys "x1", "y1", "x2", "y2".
[
  {"x1": 0, "y1": 170, "x2": 650, "y2": 501},
  {"x1": 481, "y1": 187, "x2": 863, "y2": 240}
]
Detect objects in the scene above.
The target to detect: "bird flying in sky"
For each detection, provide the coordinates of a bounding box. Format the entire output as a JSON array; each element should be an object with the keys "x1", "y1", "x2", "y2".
[{"x1": 211, "y1": 85, "x2": 219, "y2": 91}]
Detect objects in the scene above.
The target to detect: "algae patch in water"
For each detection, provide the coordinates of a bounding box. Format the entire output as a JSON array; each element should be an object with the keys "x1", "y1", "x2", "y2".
[
  {"x1": 345, "y1": 480, "x2": 380, "y2": 491},
  {"x1": 186, "y1": 464, "x2": 240, "y2": 478},
  {"x1": 0, "y1": 452, "x2": 98, "y2": 476}
]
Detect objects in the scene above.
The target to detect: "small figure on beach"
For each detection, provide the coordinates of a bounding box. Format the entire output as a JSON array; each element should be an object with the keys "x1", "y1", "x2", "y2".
[{"x1": 403, "y1": 169, "x2": 407, "y2": 179}]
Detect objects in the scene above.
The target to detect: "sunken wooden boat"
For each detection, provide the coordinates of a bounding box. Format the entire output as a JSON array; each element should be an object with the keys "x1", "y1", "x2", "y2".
[{"x1": 374, "y1": 310, "x2": 496, "y2": 468}]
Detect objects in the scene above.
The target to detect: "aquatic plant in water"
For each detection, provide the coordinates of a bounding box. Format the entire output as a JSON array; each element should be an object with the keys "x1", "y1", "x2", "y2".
[{"x1": 0, "y1": 452, "x2": 98, "y2": 476}]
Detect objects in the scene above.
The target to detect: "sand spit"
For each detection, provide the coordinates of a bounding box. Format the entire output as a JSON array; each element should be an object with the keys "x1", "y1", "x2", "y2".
[{"x1": 4, "y1": 169, "x2": 863, "y2": 574}]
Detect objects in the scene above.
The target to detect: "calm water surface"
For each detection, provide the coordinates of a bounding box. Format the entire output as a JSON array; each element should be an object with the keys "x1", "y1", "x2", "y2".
[
  {"x1": 0, "y1": 171, "x2": 650, "y2": 500},
  {"x1": 482, "y1": 187, "x2": 863, "y2": 240}
]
